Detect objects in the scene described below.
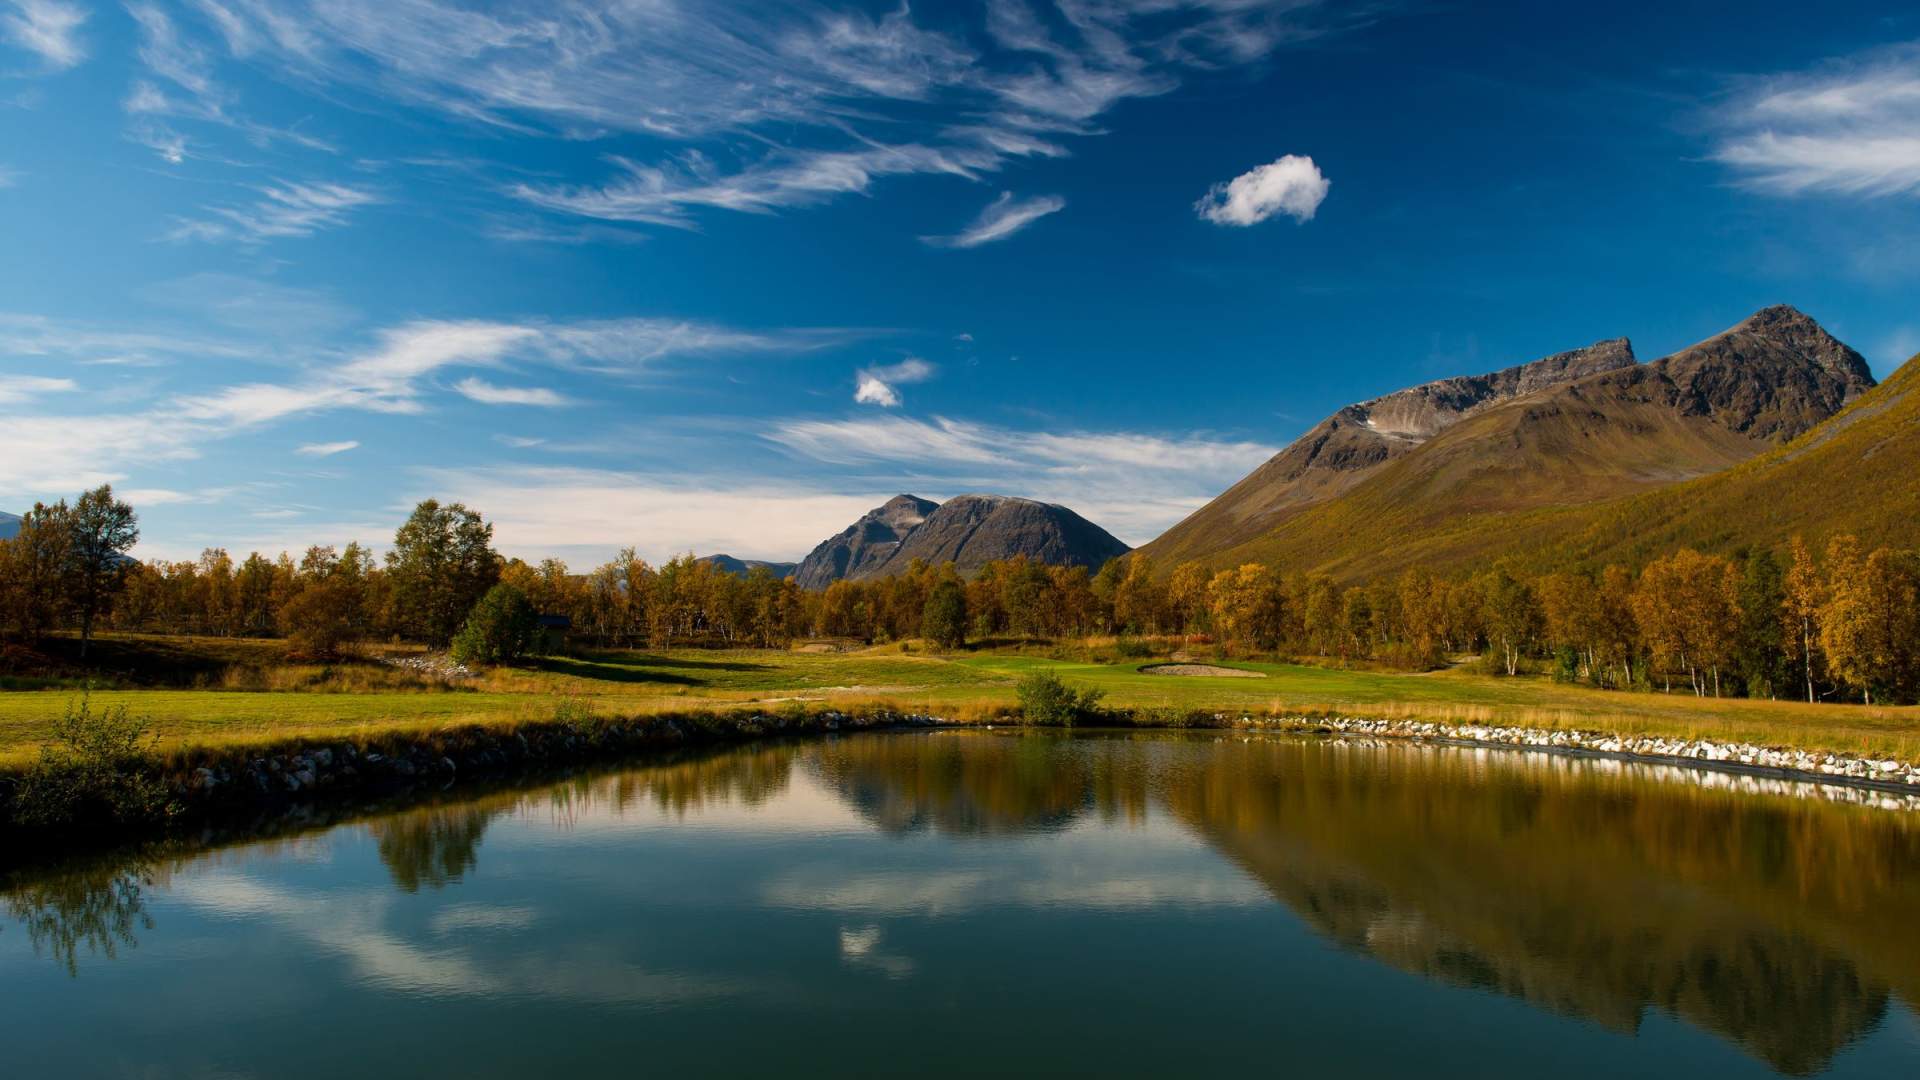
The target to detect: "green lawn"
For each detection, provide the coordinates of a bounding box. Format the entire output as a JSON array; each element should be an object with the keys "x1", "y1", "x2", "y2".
[{"x1": 3, "y1": 640, "x2": 1919, "y2": 765}]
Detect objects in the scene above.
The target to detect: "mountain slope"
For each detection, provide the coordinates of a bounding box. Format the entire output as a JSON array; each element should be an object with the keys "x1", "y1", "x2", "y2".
[
  {"x1": 795, "y1": 494, "x2": 1130, "y2": 588},
  {"x1": 1141, "y1": 338, "x2": 1636, "y2": 564},
  {"x1": 1502, "y1": 346, "x2": 1920, "y2": 573},
  {"x1": 0, "y1": 512, "x2": 18, "y2": 542},
  {"x1": 1152, "y1": 305, "x2": 1875, "y2": 580}
]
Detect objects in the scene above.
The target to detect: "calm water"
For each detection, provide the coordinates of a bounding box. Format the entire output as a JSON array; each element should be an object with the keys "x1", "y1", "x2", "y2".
[{"x1": 5, "y1": 731, "x2": 1920, "y2": 1077}]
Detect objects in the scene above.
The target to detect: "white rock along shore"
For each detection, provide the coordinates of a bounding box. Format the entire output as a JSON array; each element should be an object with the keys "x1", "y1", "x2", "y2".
[{"x1": 1225, "y1": 715, "x2": 1920, "y2": 809}]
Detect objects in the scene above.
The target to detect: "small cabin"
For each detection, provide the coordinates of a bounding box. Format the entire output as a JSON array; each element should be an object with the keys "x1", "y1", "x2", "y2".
[{"x1": 536, "y1": 613, "x2": 572, "y2": 654}]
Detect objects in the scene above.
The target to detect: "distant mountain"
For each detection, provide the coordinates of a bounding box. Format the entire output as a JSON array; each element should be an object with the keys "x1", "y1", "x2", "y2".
[
  {"x1": 698, "y1": 554, "x2": 798, "y2": 580},
  {"x1": 1141, "y1": 305, "x2": 1876, "y2": 580},
  {"x1": 794, "y1": 494, "x2": 1130, "y2": 589},
  {"x1": 0, "y1": 511, "x2": 17, "y2": 542}
]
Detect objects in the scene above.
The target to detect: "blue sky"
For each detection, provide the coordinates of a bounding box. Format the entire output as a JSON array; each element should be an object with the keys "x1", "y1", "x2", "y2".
[{"x1": 2, "y1": 1, "x2": 1918, "y2": 565}]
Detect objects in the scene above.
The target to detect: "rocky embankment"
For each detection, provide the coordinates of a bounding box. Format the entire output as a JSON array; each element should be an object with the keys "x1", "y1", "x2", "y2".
[
  {"x1": 0, "y1": 708, "x2": 952, "y2": 846},
  {"x1": 1247, "y1": 715, "x2": 1920, "y2": 808}
]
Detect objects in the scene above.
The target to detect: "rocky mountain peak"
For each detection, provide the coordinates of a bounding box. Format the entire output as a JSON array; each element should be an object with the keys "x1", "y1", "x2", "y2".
[
  {"x1": 1646, "y1": 305, "x2": 1876, "y2": 441},
  {"x1": 793, "y1": 493, "x2": 1127, "y2": 588}
]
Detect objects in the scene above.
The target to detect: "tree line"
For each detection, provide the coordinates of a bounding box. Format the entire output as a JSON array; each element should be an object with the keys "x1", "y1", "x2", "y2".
[{"x1": 2, "y1": 487, "x2": 1915, "y2": 704}]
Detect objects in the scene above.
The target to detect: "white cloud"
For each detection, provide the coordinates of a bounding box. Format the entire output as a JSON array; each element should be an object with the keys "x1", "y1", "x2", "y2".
[
  {"x1": 0, "y1": 0, "x2": 86, "y2": 70},
  {"x1": 158, "y1": 0, "x2": 1357, "y2": 227},
  {"x1": 852, "y1": 357, "x2": 935, "y2": 408},
  {"x1": 0, "y1": 311, "x2": 822, "y2": 499},
  {"x1": 764, "y1": 414, "x2": 1278, "y2": 543},
  {"x1": 922, "y1": 192, "x2": 1066, "y2": 248},
  {"x1": 0, "y1": 164, "x2": 19, "y2": 188},
  {"x1": 0, "y1": 373, "x2": 75, "y2": 403},
  {"x1": 853, "y1": 374, "x2": 900, "y2": 407},
  {"x1": 1195, "y1": 154, "x2": 1330, "y2": 226},
  {"x1": 412, "y1": 465, "x2": 890, "y2": 564},
  {"x1": 1715, "y1": 45, "x2": 1920, "y2": 197},
  {"x1": 296, "y1": 440, "x2": 359, "y2": 456},
  {"x1": 169, "y1": 182, "x2": 379, "y2": 244},
  {"x1": 455, "y1": 377, "x2": 571, "y2": 407}
]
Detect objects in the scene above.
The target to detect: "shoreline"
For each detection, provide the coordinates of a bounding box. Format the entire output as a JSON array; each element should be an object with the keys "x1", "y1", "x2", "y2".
[{"x1": 7, "y1": 704, "x2": 1920, "y2": 857}]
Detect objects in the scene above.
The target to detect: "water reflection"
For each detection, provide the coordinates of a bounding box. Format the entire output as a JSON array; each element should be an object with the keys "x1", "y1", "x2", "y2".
[
  {"x1": 2, "y1": 855, "x2": 155, "y2": 976},
  {"x1": 1155, "y1": 738, "x2": 1920, "y2": 1075},
  {"x1": 4, "y1": 732, "x2": 1918, "y2": 1075}
]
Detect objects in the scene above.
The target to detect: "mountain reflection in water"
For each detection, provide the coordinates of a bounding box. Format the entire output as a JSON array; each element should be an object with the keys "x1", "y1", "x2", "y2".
[{"x1": 4, "y1": 731, "x2": 1917, "y2": 1077}]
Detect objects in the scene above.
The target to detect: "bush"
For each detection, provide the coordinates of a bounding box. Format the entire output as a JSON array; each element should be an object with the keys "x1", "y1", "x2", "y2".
[
  {"x1": 450, "y1": 584, "x2": 540, "y2": 667},
  {"x1": 10, "y1": 694, "x2": 172, "y2": 828},
  {"x1": 1015, "y1": 670, "x2": 1105, "y2": 727}
]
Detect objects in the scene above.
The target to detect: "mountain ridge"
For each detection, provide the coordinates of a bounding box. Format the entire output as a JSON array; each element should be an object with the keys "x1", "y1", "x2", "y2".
[{"x1": 1140, "y1": 304, "x2": 1875, "y2": 578}]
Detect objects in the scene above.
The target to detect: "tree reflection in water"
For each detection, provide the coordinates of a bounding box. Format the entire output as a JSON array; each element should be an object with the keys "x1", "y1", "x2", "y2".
[
  {"x1": 2, "y1": 856, "x2": 155, "y2": 976},
  {"x1": 6, "y1": 731, "x2": 1918, "y2": 1075}
]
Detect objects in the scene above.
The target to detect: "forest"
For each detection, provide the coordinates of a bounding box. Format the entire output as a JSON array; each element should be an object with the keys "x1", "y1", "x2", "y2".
[{"x1": 3, "y1": 485, "x2": 1916, "y2": 706}]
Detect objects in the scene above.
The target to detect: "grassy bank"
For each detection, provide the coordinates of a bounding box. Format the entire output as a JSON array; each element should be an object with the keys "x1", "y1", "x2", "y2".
[{"x1": 3, "y1": 634, "x2": 1920, "y2": 767}]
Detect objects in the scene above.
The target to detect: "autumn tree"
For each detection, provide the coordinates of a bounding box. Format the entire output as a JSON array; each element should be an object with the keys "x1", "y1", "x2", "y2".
[
  {"x1": 1821, "y1": 538, "x2": 1920, "y2": 705},
  {"x1": 922, "y1": 577, "x2": 968, "y2": 649},
  {"x1": 1732, "y1": 549, "x2": 1788, "y2": 699},
  {"x1": 1166, "y1": 562, "x2": 1210, "y2": 637},
  {"x1": 387, "y1": 500, "x2": 501, "y2": 645},
  {"x1": 1537, "y1": 571, "x2": 1599, "y2": 680},
  {"x1": 1477, "y1": 567, "x2": 1540, "y2": 676},
  {"x1": 66, "y1": 486, "x2": 139, "y2": 657},
  {"x1": 1782, "y1": 536, "x2": 1826, "y2": 704},
  {"x1": 0, "y1": 500, "x2": 72, "y2": 641},
  {"x1": 1594, "y1": 565, "x2": 1639, "y2": 689}
]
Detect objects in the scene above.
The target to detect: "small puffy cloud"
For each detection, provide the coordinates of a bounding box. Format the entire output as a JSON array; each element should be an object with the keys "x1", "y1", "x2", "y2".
[
  {"x1": 455, "y1": 377, "x2": 572, "y2": 407},
  {"x1": 852, "y1": 357, "x2": 936, "y2": 407},
  {"x1": 854, "y1": 375, "x2": 900, "y2": 407},
  {"x1": 1195, "y1": 154, "x2": 1330, "y2": 226},
  {"x1": 296, "y1": 440, "x2": 359, "y2": 457},
  {"x1": 922, "y1": 192, "x2": 1065, "y2": 248},
  {"x1": 1, "y1": 0, "x2": 87, "y2": 71}
]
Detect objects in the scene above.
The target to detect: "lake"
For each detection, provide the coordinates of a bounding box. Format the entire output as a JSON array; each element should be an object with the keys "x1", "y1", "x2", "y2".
[{"x1": 4, "y1": 730, "x2": 1919, "y2": 1077}]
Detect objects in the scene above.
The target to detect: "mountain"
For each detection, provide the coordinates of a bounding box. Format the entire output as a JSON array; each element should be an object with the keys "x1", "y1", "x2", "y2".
[
  {"x1": 0, "y1": 512, "x2": 17, "y2": 542},
  {"x1": 698, "y1": 554, "x2": 798, "y2": 580},
  {"x1": 1142, "y1": 337, "x2": 1637, "y2": 565},
  {"x1": 1142, "y1": 305, "x2": 1876, "y2": 580},
  {"x1": 793, "y1": 494, "x2": 1130, "y2": 589},
  {"x1": 1485, "y1": 344, "x2": 1920, "y2": 574},
  {"x1": 792, "y1": 495, "x2": 939, "y2": 589}
]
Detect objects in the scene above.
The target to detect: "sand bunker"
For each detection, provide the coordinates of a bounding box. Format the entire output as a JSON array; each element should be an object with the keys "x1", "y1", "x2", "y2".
[{"x1": 1139, "y1": 663, "x2": 1266, "y2": 678}]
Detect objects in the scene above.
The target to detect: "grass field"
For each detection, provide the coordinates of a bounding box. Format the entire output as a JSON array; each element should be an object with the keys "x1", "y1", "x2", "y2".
[{"x1": 3, "y1": 634, "x2": 1920, "y2": 767}]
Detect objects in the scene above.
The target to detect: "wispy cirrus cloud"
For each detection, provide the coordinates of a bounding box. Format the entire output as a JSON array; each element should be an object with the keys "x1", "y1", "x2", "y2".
[
  {"x1": 151, "y1": 1, "x2": 1367, "y2": 229},
  {"x1": 1714, "y1": 43, "x2": 1920, "y2": 197},
  {"x1": 0, "y1": 0, "x2": 87, "y2": 71},
  {"x1": 0, "y1": 372, "x2": 76, "y2": 403},
  {"x1": 455, "y1": 377, "x2": 571, "y2": 407},
  {"x1": 0, "y1": 310, "x2": 845, "y2": 498},
  {"x1": 167, "y1": 181, "x2": 379, "y2": 244},
  {"x1": 296, "y1": 440, "x2": 359, "y2": 457},
  {"x1": 922, "y1": 191, "x2": 1065, "y2": 249}
]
